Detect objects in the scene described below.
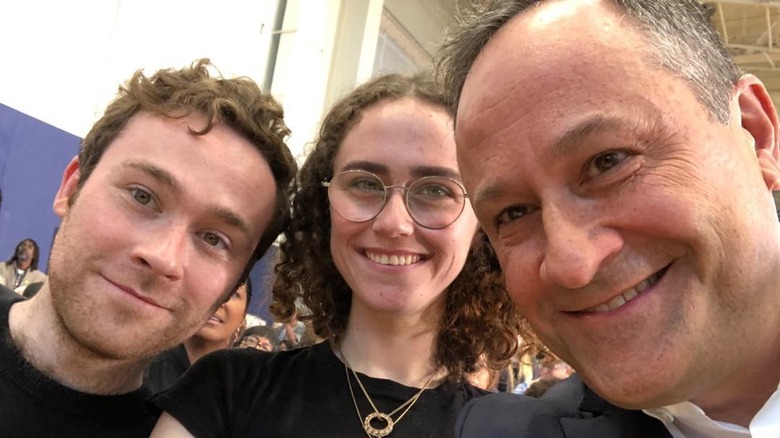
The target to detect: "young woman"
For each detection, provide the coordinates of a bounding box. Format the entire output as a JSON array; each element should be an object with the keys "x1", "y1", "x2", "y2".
[{"x1": 151, "y1": 73, "x2": 529, "y2": 437}]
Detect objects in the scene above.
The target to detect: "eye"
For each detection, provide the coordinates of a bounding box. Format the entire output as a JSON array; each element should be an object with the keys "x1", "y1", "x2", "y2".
[
  {"x1": 351, "y1": 177, "x2": 384, "y2": 192},
  {"x1": 415, "y1": 181, "x2": 455, "y2": 199},
  {"x1": 585, "y1": 150, "x2": 628, "y2": 177},
  {"x1": 200, "y1": 231, "x2": 228, "y2": 249},
  {"x1": 495, "y1": 205, "x2": 535, "y2": 229},
  {"x1": 131, "y1": 187, "x2": 154, "y2": 206}
]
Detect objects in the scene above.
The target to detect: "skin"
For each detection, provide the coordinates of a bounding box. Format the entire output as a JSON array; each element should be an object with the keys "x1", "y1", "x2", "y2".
[
  {"x1": 8, "y1": 111, "x2": 277, "y2": 395},
  {"x1": 456, "y1": 0, "x2": 780, "y2": 426},
  {"x1": 330, "y1": 97, "x2": 478, "y2": 319},
  {"x1": 184, "y1": 282, "x2": 249, "y2": 364}
]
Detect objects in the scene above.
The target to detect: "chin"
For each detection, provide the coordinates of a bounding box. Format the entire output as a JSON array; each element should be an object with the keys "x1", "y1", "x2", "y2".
[{"x1": 583, "y1": 370, "x2": 686, "y2": 410}]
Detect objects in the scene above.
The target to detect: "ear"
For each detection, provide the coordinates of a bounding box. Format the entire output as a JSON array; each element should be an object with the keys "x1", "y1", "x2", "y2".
[
  {"x1": 53, "y1": 157, "x2": 82, "y2": 218},
  {"x1": 735, "y1": 74, "x2": 780, "y2": 190}
]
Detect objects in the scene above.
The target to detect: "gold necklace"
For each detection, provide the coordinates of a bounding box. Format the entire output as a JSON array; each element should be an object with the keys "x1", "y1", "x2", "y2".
[{"x1": 340, "y1": 347, "x2": 437, "y2": 438}]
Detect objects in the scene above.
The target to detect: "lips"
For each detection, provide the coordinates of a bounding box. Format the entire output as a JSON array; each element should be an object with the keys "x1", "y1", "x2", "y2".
[
  {"x1": 102, "y1": 275, "x2": 169, "y2": 310},
  {"x1": 582, "y1": 265, "x2": 669, "y2": 313},
  {"x1": 365, "y1": 250, "x2": 421, "y2": 266}
]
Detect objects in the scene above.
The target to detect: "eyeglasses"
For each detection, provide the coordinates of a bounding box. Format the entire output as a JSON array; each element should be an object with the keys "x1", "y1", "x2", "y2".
[
  {"x1": 322, "y1": 170, "x2": 468, "y2": 229},
  {"x1": 240, "y1": 335, "x2": 273, "y2": 351}
]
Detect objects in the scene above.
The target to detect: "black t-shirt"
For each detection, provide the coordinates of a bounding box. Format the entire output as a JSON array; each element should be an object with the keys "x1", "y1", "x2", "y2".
[
  {"x1": 151, "y1": 342, "x2": 487, "y2": 437},
  {"x1": 0, "y1": 286, "x2": 157, "y2": 437},
  {"x1": 144, "y1": 343, "x2": 191, "y2": 393}
]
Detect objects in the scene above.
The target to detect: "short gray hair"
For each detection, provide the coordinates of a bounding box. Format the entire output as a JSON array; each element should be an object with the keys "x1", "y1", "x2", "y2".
[{"x1": 438, "y1": 0, "x2": 742, "y2": 124}]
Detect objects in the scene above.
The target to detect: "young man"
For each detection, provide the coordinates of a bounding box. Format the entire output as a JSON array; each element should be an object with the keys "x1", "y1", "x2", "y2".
[
  {"x1": 0, "y1": 59, "x2": 297, "y2": 436},
  {"x1": 440, "y1": 0, "x2": 780, "y2": 436}
]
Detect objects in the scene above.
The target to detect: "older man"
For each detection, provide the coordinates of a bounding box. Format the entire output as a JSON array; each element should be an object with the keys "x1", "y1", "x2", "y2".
[
  {"x1": 440, "y1": 0, "x2": 780, "y2": 436},
  {"x1": 0, "y1": 59, "x2": 296, "y2": 436}
]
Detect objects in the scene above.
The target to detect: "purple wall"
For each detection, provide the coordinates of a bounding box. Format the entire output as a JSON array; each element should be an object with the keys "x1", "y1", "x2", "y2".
[{"x1": 0, "y1": 103, "x2": 80, "y2": 273}]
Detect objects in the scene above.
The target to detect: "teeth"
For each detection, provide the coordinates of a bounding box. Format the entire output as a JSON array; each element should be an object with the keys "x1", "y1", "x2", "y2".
[
  {"x1": 366, "y1": 252, "x2": 420, "y2": 266},
  {"x1": 586, "y1": 270, "x2": 663, "y2": 313}
]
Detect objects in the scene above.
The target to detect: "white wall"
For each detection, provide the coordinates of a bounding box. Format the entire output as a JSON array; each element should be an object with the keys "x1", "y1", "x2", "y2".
[
  {"x1": 0, "y1": 0, "x2": 454, "y2": 160},
  {"x1": 0, "y1": 0, "x2": 278, "y2": 138}
]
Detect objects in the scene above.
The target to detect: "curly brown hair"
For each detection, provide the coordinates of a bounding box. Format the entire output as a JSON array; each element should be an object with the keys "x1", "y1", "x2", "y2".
[
  {"x1": 270, "y1": 72, "x2": 533, "y2": 380},
  {"x1": 76, "y1": 59, "x2": 297, "y2": 283}
]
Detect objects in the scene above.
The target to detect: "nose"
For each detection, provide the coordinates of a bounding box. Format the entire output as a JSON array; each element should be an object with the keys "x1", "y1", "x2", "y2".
[
  {"x1": 539, "y1": 202, "x2": 622, "y2": 289},
  {"x1": 131, "y1": 223, "x2": 187, "y2": 280},
  {"x1": 371, "y1": 190, "x2": 414, "y2": 237}
]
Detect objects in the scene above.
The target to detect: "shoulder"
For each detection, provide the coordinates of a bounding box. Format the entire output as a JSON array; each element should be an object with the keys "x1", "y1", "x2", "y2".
[
  {"x1": 27, "y1": 270, "x2": 47, "y2": 282},
  {"x1": 0, "y1": 285, "x2": 23, "y2": 308},
  {"x1": 455, "y1": 375, "x2": 587, "y2": 437},
  {"x1": 185, "y1": 341, "x2": 334, "y2": 384}
]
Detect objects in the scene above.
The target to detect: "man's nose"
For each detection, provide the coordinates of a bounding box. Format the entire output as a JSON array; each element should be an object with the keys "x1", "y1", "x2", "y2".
[
  {"x1": 131, "y1": 224, "x2": 188, "y2": 280},
  {"x1": 539, "y1": 202, "x2": 622, "y2": 289}
]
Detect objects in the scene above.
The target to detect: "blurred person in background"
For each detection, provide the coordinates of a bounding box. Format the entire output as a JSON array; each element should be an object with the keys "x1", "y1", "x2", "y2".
[{"x1": 0, "y1": 238, "x2": 47, "y2": 294}]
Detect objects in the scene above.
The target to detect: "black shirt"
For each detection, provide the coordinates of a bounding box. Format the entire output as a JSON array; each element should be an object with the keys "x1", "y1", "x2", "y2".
[
  {"x1": 151, "y1": 341, "x2": 487, "y2": 437},
  {"x1": 144, "y1": 343, "x2": 191, "y2": 393}
]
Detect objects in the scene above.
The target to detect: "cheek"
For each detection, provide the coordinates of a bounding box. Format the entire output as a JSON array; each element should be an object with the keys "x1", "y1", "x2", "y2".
[{"x1": 497, "y1": 246, "x2": 539, "y2": 305}]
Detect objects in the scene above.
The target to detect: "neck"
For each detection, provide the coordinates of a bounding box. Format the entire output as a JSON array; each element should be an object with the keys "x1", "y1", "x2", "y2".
[
  {"x1": 15, "y1": 260, "x2": 30, "y2": 271},
  {"x1": 338, "y1": 301, "x2": 444, "y2": 388},
  {"x1": 693, "y1": 331, "x2": 780, "y2": 426},
  {"x1": 183, "y1": 336, "x2": 229, "y2": 365},
  {"x1": 8, "y1": 286, "x2": 147, "y2": 395}
]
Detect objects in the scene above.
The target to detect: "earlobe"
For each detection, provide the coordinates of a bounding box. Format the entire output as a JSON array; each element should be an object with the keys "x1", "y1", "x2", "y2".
[
  {"x1": 735, "y1": 74, "x2": 780, "y2": 190},
  {"x1": 53, "y1": 157, "x2": 82, "y2": 218}
]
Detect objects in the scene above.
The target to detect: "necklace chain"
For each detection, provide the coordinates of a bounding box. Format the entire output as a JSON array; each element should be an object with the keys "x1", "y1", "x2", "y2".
[{"x1": 340, "y1": 347, "x2": 437, "y2": 438}]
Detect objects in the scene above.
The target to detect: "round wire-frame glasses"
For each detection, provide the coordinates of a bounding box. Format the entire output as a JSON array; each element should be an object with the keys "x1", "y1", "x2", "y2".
[{"x1": 322, "y1": 170, "x2": 468, "y2": 230}]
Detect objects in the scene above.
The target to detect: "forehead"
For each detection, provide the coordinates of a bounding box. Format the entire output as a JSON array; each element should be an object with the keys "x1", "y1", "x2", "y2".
[
  {"x1": 333, "y1": 98, "x2": 456, "y2": 175},
  {"x1": 95, "y1": 111, "x2": 278, "y2": 244},
  {"x1": 455, "y1": 0, "x2": 709, "y2": 189}
]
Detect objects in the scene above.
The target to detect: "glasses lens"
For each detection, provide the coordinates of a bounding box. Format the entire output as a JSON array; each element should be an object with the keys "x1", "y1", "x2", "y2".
[
  {"x1": 328, "y1": 171, "x2": 386, "y2": 222},
  {"x1": 407, "y1": 177, "x2": 467, "y2": 229}
]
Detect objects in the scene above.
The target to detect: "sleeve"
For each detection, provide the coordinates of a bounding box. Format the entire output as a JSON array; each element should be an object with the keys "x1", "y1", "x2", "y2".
[{"x1": 148, "y1": 349, "x2": 258, "y2": 438}]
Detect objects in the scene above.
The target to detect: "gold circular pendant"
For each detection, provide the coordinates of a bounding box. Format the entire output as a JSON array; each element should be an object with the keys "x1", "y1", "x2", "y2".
[{"x1": 363, "y1": 412, "x2": 394, "y2": 437}]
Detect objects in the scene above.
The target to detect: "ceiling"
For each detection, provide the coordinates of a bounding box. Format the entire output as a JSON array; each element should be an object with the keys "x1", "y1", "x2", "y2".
[
  {"x1": 434, "y1": 0, "x2": 780, "y2": 103},
  {"x1": 706, "y1": 0, "x2": 780, "y2": 104}
]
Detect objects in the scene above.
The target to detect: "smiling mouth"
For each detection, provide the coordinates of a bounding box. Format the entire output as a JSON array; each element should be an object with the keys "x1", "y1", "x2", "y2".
[
  {"x1": 583, "y1": 265, "x2": 670, "y2": 313},
  {"x1": 365, "y1": 251, "x2": 421, "y2": 266}
]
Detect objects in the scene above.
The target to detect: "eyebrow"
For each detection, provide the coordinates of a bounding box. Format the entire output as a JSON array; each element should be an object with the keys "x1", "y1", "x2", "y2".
[
  {"x1": 472, "y1": 115, "x2": 642, "y2": 209},
  {"x1": 123, "y1": 161, "x2": 252, "y2": 237},
  {"x1": 550, "y1": 115, "x2": 634, "y2": 159},
  {"x1": 339, "y1": 160, "x2": 462, "y2": 180}
]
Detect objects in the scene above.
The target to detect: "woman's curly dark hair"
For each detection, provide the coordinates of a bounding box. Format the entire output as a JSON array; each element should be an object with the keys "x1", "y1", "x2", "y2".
[{"x1": 270, "y1": 72, "x2": 537, "y2": 380}]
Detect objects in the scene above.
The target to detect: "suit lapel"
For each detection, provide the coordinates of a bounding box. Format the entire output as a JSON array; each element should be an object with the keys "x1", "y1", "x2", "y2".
[{"x1": 558, "y1": 382, "x2": 673, "y2": 438}]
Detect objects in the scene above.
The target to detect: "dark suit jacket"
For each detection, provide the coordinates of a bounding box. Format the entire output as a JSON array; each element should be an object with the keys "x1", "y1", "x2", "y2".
[{"x1": 455, "y1": 375, "x2": 673, "y2": 438}]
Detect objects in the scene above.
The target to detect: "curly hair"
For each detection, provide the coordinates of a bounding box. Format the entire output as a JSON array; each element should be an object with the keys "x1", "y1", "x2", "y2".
[
  {"x1": 7, "y1": 238, "x2": 40, "y2": 271},
  {"x1": 270, "y1": 72, "x2": 533, "y2": 380},
  {"x1": 77, "y1": 59, "x2": 297, "y2": 281}
]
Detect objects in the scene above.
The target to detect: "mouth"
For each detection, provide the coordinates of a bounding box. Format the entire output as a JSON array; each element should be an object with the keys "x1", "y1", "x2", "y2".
[
  {"x1": 365, "y1": 250, "x2": 422, "y2": 266},
  {"x1": 582, "y1": 265, "x2": 670, "y2": 313},
  {"x1": 102, "y1": 275, "x2": 169, "y2": 310},
  {"x1": 208, "y1": 315, "x2": 224, "y2": 324}
]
